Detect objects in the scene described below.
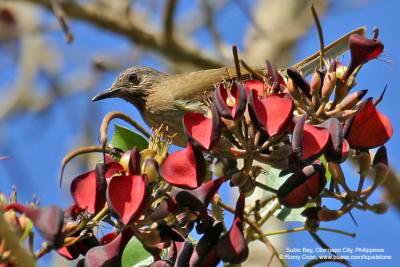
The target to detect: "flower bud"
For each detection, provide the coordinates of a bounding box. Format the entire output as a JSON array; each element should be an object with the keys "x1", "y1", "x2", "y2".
[
  {"x1": 286, "y1": 68, "x2": 311, "y2": 98},
  {"x1": 358, "y1": 150, "x2": 371, "y2": 177},
  {"x1": 119, "y1": 151, "x2": 130, "y2": 170},
  {"x1": 321, "y1": 61, "x2": 337, "y2": 102},
  {"x1": 141, "y1": 158, "x2": 160, "y2": 183},
  {"x1": 370, "y1": 202, "x2": 389, "y2": 214},
  {"x1": 335, "y1": 61, "x2": 347, "y2": 79},
  {"x1": 230, "y1": 172, "x2": 249, "y2": 187},
  {"x1": 310, "y1": 71, "x2": 322, "y2": 96},
  {"x1": 336, "y1": 89, "x2": 368, "y2": 112},
  {"x1": 239, "y1": 179, "x2": 255, "y2": 197},
  {"x1": 373, "y1": 146, "x2": 389, "y2": 183},
  {"x1": 317, "y1": 207, "x2": 343, "y2": 221},
  {"x1": 286, "y1": 77, "x2": 301, "y2": 100}
]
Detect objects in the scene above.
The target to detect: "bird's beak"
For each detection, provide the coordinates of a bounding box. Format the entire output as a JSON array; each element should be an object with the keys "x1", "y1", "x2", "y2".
[{"x1": 92, "y1": 87, "x2": 124, "y2": 101}]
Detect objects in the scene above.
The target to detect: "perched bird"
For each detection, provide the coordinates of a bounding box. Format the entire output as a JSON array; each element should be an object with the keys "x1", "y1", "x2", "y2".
[{"x1": 92, "y1": 27, "x2": 364, "y2": 146}]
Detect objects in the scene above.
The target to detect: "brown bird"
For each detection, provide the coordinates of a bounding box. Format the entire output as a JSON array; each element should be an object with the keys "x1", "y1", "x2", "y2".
[{"x1": 92, "y1": 28, "x2": 364, "y2": 146}]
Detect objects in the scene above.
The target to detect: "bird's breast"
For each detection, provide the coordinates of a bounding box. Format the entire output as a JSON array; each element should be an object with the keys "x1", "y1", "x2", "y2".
[{"x1": 141, "y1": 107, "x2": 188, "y2": 147}]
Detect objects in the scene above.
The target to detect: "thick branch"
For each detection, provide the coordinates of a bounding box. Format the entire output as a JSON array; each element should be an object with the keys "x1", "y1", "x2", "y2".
[{"x1": 13, "y1": 0, "x2": 222, "y2": 69}]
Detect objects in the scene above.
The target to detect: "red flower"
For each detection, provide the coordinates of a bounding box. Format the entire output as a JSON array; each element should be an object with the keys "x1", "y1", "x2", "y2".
[
  {"x1": 160, "y1": 142, "x2": 205, "y2": 189},
  {"x1": 70, "y1": 162, "x2": 124, "y2": 214},
  {"x1": 248, "y1": 91, "x2": 294, "y2": 137},
  {"x1": 106, "y1": 174, "x2": 149, "y2": 225},
  {"x1": 278, "y1": 162, "x2": 326, "y2": 208},
  {"x1": 213, "y1": 81, "x2": 247, "y2": 119},
  {"x1": 292, "y1": 115, "x2": 330, "y2": 162},
  {"x1": 342, "y1": 34, "x2": 384, "y2": 81},
  {"x1": 183, "y1": 104, "x2": 220, "y2": 150},
  {"x1": 216, "y1": 194, "x2": 248, "y2": 264},
  {"x1": 345, "y1": 98, "x2": 393, "y2": 149}
]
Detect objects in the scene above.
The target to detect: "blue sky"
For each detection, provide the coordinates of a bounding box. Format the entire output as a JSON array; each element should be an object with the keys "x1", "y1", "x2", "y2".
[{"x1": 0, "y1": 0, "x2": 398, "y2": 266}]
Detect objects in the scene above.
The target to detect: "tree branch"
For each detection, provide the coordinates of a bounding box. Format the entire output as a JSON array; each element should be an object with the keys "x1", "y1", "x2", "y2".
[
  {"x1": 163, "y1": 0, "x2": 178, "y2": 43},
  {"x1": 12, "y1": 0, "x2": 222, "y2": 69}
]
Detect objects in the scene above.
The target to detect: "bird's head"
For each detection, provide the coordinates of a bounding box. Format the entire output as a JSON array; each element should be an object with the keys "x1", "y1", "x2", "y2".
[{"x1": 92, "y1": 66, "x2": 167, "y2": 106}]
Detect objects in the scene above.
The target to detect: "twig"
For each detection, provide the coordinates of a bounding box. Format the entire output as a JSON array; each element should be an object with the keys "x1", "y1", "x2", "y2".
[
  {"x1": 100, "y1": 111, "x2": 151, "y2": 148},
  {"x1": 311, "y1": 4, "x2": 324, "y2": 70},
  {"x1": 232, "y1": 46, "x2": 242, "y2": 82},
  {"x1": 59, "y1": 145, "x2": 113, "y2": 187},
  {"x1": 11, "y1": 0, "x2": 221, "y2": 68},
  {"x1": 50, "y1": 0, "x2": 74, "y2": 43},
  {"x1": 259, "y1": 227, "x2": 355, "y2": 238}
]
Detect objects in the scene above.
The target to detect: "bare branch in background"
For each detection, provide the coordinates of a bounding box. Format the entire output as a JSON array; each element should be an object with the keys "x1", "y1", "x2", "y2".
[
  {"x1": 163, "y1": 0, "x2": 177, "y2": 43},
  {"x1": 49, "y1": 0, "x2": 73, "y2": 43},
  {"x1": 243, "y1": 0, "x2": 328, "y2": 68},
  {"x1": 9, "y1": 0, "x2": 222, "y2": 69}
]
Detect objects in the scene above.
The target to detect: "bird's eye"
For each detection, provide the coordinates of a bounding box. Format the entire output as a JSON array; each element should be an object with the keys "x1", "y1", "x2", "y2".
[{"x1": 128, "y1": 73, "x2": 138, "y2": 84}]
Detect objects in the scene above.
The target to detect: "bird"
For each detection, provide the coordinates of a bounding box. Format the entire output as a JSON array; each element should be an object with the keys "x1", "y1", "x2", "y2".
[{"x1": 91, "y1": 27, "x2": 364, "y2": 146}]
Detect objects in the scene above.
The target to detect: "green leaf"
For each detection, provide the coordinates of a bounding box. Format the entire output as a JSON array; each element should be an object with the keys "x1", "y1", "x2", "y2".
[
  {"x1": 110, "y1": 124, "x2": 148, "y2": 152},
  {"x1": 273, "y1": 202, "x2": 317, "y2": 222},
  {"x1": 121, "y1": 237, "x2": 152, "y2": 267},
  {"x1": 260, "y1": 166, "x2": 289, "y2": 192},
  {"x1": 319, "y1": 155, "x2": 332, "y2": 183},
  {"x1": 261, "y1": 166, "x2": 316, "y2": 222}
]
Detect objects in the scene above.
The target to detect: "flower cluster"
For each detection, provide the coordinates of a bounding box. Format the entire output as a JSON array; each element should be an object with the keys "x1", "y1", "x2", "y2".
[{"x1": 0, "y1": 32, "x2": 393, "y2": 267}]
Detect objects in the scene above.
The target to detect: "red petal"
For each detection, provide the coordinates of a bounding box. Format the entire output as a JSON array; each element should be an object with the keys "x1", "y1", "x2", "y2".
[
  {"x1": 262, "y1": 94, "x2": 294, "y2": 136},
  {"x1": 58, "y1": 246, "x2": 80, "y2": 260},
  {"x1": 84, "y1": 229, "x2": 133, "y2": 267},
  {"x1": 216, "y1": 194, "x2": 248, "y2": 264},
  {"x1": 278, "y1": 163, "x2": 326, "y2": 208},
  {"x1": 71, "y1": 170, "x2": 102, "y2": 214},
  {"x1": 347, "y1": 99, "x2": 393, "y2": 149},
  {"x1": 160, "y1": 143, "x2": 205, "y2": 189},
  {"x1": 71, "y1": 163, "x2": 123, "y2": 214},
  {"x1": 244, "y1": 80, "x2": 264, "y2": 97},
  {"x1": 100, "y1": 232, "x2": 119, "y2": 245},
  {"x1": 279, "y1": 183, "x2": 309, "y2": 208},
  {"x1": 183, "y1": 105, "x2": 220, "y2": 150},
  {"x1": 248, "y1": 92, "x2": 293, "y2": 136},
  {"x1": 343, "y1": 34, "x2": 384, "y2": 81},
  {"x1": 107, "y1": 175, "x2": 148, "y2": 224},
  {"x1": 302, "y1": 124, "x2": 330, "y2": 161},
  {"x1": 214, "y1": 82, "x2": 246, "y2": 119}
]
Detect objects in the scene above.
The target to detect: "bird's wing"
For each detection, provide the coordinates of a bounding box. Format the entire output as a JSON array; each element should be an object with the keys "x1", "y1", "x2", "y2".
[
  {"x1": 149, "y1": 27, "x2": 366, "y2": 113},
  {"x1": 292, "y1": 26, "x2": 366, "y2": 76}
]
